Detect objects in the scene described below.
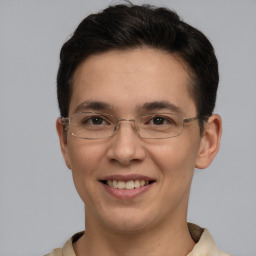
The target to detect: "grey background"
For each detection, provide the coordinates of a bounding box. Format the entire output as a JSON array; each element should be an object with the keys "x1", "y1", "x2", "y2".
[{"x1": 0, "y1": 0, "x2": 255, "y2": 255}]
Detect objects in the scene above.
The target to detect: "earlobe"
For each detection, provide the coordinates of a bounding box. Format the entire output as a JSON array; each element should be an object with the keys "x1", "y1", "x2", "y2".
[
  {"x1": 195, "y1": 114, "x2": 222, "y2": 169},
  {"x1": 56, "y1": 118, "x2": 72, "y2": 170}
]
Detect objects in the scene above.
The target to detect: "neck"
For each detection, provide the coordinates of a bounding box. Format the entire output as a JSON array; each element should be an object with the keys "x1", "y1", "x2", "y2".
[{"x1": 74, "y1": 209, "x2": 195, "y2": 256}]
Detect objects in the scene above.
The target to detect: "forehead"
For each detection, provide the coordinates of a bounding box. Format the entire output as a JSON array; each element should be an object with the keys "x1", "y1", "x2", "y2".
[{"x1": 70, "y1": 47, "x2": 196, "y2": 116}]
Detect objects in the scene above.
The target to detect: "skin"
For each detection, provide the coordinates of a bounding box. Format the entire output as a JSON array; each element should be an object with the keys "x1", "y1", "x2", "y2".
[{"x1": 56, "y1": 47, "x2": 222, "y2": 256}]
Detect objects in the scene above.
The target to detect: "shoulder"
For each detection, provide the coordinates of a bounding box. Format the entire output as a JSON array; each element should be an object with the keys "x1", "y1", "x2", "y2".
[
  {"x1": 44, "y1": 231, "x2": 84, "y2": 256},
  {"x1": 44, "y1": 247, "x2": 62, "y2": 256},
  {"x1": 196, "y1": 228, "x2": 231, "y2": 256},
  {"x1": 188, "y1": 223, "x2": 232, "y2": 256}
]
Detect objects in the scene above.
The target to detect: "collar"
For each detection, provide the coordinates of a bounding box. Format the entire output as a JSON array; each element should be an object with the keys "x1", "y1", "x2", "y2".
[{"x1": 61, "y1": 223, "x2": 231, "y2": 256}]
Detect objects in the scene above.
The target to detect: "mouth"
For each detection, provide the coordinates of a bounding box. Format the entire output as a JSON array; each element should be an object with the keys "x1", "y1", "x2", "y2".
[
  {"x1": 99, "y1": 175, "x2": 156, "y2": 199},
  {"x1": 100, "y1": 179, "x2": 155, "y2": 190}
]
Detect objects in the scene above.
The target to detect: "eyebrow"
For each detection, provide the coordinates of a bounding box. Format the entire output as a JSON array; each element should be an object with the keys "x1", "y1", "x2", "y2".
[
  {"x1": 73, "y1": 100, "x2": 184, "y2": 115},
  {"x1": 73, "y1": 100, "x2": 112, "y2": 114},
  {"x1": 140, "y1": 101, "x2": 184, "y2": 115}
]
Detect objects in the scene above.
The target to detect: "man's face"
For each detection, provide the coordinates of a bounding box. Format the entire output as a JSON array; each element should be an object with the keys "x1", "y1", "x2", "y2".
[{"x1": 58, "y1": 48, "x2": 205, "y2": 233}]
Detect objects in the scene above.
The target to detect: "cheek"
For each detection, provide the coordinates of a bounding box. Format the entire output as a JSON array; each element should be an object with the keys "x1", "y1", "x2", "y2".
[
  {"x1": 69, "y1": 145, "x2": 93, "y2": 173},
  {"x1": 68, "y1": 139, "x2": 105, "y2": 171},
  {"x1": 144, "y1": 138, "x2": 200, "y2": 218},
  {"x1": 149, "y1": 137, "x2": 200, "y2": 182},
  {"x1": 67, "y1": 141, "x2": 105, "y2": 200}
]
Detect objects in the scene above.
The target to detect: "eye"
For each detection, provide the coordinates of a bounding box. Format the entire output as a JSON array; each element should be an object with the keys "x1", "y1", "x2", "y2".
[
  {"x1": 151, "y1": 116, "x2": 166, "y2": 125},
  {"x1": 81, "y1": 115, "x2": 111, "y2": 126},
  {"x1": 146, "y1": 115, "x2": 176, "y2": 126},
  {"x1": 90, "y1": 116, "x2": 104, "y2": 125}
]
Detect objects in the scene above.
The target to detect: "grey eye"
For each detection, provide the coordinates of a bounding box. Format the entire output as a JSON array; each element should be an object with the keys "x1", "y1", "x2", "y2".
[
  {"x1": 91, "y1": 116, "x2": 104, "y2": 125},
  {"x1": 81, "y1": 115, "x2": 109, "y2": 126}
]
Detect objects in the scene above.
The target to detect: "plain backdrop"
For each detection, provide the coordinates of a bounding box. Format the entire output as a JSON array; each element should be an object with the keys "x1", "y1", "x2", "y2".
[{"x1": 1, "y1": 0, "x2": 255, "y2": 255}]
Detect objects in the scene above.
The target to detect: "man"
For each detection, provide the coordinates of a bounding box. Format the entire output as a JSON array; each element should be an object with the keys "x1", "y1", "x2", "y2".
[{"x1": 47, "y1": 2, "x2": 231, "y2": 256}]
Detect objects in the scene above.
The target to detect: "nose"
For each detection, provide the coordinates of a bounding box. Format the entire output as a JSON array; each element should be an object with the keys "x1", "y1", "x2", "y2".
[{"x1": 106, "y1": 120, "x2": 146, "y2": 166}]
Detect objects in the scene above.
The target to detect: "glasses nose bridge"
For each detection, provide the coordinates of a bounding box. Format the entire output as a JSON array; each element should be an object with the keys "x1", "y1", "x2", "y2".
[
  {"x1": 114, "y1": 117, "x2": 137, "y2": 133},
  {"x1": 118, "y1": 117, "x2": 135, "y2": 122}
]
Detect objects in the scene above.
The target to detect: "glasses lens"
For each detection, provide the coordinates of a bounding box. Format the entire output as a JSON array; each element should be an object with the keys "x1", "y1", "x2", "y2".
[
  {"x1": 66, "y1": 112, "x2": 186, "y2": 139},
  {"x1": 69, "y1": 112, "x2": 117, "y2": 139},
  {"x1": 135, "y1": 113, "x2": 183, "y2": 139}
]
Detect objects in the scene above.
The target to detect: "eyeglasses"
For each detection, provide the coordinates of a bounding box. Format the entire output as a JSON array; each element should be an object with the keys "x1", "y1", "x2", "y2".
[{"x1": 61, "y1": 112, "x2": 199, "y2": 140}]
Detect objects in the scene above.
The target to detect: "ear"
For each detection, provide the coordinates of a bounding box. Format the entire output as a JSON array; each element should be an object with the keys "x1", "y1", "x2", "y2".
[
  {"x1": 56, "y1": 117, "x2": 72, "y2": 170},
  {"x1": 195, "y1": 114, "x2": 222, "y2": 169}
]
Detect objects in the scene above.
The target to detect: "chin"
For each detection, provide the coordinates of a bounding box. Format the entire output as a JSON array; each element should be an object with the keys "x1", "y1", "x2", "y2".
[{"x1": 96, "y1": 208, "x2": 157, "y2": 234}]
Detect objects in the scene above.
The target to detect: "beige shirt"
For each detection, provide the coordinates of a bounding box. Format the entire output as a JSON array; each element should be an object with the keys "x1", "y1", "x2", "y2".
[{"x1": 45, "y1": 223, "x2": 231, "y2": 256}]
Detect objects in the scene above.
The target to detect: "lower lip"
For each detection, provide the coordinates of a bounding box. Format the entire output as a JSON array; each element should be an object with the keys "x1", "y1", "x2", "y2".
[{"x1": 101, "y1": 182, "x2": 153, "y2": 199}]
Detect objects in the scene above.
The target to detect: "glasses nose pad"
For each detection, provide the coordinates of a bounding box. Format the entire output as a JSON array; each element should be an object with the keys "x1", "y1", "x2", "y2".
[
  {"x1": 130, "y1": 120, "x2": 140, "y2": 137},
  {"x1": 113, "y1": 122, "x2": 119, "y2": 132},
  {"x1": 132, "y1": 120, "x2": 139, "y2": 133}
]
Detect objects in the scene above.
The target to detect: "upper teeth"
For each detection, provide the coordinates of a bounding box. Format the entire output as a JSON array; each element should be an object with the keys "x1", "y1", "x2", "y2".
[{"x1": 107, "y1": 180, "x2": 149, "y2": 190}]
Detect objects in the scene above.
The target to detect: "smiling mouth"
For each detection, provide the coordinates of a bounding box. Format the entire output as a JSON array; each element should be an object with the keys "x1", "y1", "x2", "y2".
[{"x1": 101, "y1": 180, "x2": 155, "y2": 190}]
